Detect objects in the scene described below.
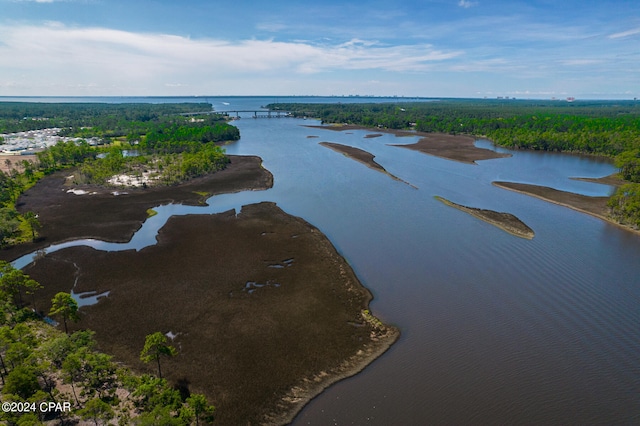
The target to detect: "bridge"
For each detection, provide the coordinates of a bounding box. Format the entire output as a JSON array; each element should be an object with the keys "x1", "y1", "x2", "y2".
[
  {"x1": 180, "y1": 110, "x2": 293, "y2": 118},
  {"x1": 223, "y1": 110, "x2": 292, "y2": 119}
]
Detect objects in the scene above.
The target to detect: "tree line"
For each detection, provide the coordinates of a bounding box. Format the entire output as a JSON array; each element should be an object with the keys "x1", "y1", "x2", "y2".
[
  {"x1": 270, "y1": 100, "x2": 640, "y2": 229},
  {"x1": 0, "y1": 102, "x2": 212, "y2": 135}
]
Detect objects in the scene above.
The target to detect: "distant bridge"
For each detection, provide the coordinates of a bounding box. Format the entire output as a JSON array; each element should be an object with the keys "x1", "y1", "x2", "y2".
[
  {"x1": 222, "y1": 110, "x2": 292, "y2": 119},
  {"x1": 180, "y1": 110, "x2": 292, "y2": 118}
]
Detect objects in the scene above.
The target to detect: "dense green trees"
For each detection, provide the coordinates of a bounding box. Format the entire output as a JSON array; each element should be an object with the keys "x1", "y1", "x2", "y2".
[
  {"x1": 615, "y1": 149, "x2": 640, "y2": 183},
  {"x1": 143, "y1": 121, "x2": 240, "y2": 153},
  {"x1": 0, "y1": 102, "x2": 213, "y2": 134},
  {"x1": 608, "y1": 183, "x2": 640, "y2": 228},
  {"x1": 272, "y1": 100, "x2": 640, "y2": 155}
]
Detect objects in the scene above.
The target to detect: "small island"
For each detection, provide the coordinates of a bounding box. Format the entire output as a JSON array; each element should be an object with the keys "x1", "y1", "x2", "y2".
[
  {"x1": 390, "y1": 132, "x2": 511, "y2": 164},
  {"x1": 319, "y1": 141, "x2": 415, "y2": 187},
  {"x1": 306, "y1": 124, "x2": 509, "y2": 164},
  {"x1": 435, "y1": 196, "x2": 535, "y2": 239}
]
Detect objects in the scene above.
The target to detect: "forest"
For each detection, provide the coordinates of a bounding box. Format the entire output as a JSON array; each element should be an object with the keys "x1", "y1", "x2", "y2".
[
  {"x1": 0, "y1": 102, "x2": 212, "y2": 135},
  {"x1": 269, "y1": 100, "x2": 640, "y2": 228},
  {"x1": 0, "y1": 102, "x2": 238, "y2": 248}
]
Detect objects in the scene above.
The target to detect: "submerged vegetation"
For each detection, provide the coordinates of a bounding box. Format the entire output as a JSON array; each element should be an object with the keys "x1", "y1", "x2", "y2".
[{"x1": 271, "y1": 99, "x2": 640, "y2": 230}]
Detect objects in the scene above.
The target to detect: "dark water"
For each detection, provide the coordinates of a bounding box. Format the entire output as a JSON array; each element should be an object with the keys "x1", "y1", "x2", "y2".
[{"x1": 9, "y1": 97, "x2": 640, "y2": 424}]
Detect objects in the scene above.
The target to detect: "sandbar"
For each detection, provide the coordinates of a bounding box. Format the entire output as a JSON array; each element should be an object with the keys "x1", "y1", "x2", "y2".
[
  {"x1": 305, "y1": 124, "x2": 510, "y2": 164},
  {"x1": 10, "y1": 156, "x2": 399, "y2": 425},
  {"x1": 493, "y1": 181, "x2": 640, "y2": 235},
  {"x1": 391, "y1": 133, "x2": 511, "y2": 164},
  {"x1": 435, "y1": 196, "x2": 534, "y2": 239},
  {"x1": 493, "y1": 181, "x2": 609, "y2": 218},
  {"x1": 319, "y1": 141, "x2": 415, "y2": 187}
]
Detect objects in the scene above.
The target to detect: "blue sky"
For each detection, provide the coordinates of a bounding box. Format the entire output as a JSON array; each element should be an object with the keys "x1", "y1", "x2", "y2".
[{"x1": 1, "y1": 0, "x2": 639, "y2": 98}]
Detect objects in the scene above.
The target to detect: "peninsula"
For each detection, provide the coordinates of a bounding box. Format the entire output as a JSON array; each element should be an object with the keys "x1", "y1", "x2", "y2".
[{"x1": 9, "y1": 156, "x2": 398, "y2": 425}]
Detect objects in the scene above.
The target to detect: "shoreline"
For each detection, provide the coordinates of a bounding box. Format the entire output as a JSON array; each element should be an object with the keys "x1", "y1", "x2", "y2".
[
  {"x1": 435, "y1": 195, "x2": 535, "y2": 239},
  {"x1": 12, "y1": 157, "x2": 399, "y2": 425},
  {"x1": 493, "y1": 181, "x2": 640, "y2": 236},
  {"x1": 0, "y1": 155, "x2": 274, "y2": 261},
  {"x1": 305, "y1": 124, "x2": 510, "y2": 164},
  {"x1": 268, "y1": 295, "x2": 399, "y2": 425}
]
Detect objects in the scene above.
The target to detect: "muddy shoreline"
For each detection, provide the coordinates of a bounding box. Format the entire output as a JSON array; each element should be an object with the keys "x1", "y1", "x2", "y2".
[
  {"x1": 7, "y1": 156, "x2": 398, "y2": 425},
  {"x1": 1, "y1": 155, "x2": 273, "y2": 261},
  {"x1": 306, "y1": 124, "x2": 510, "y2": 164},
  {"x1": 493, "y1": 181, "x2": 640, "y2": 235},
  {"x1": 435, "y1": 196, "x2": 535, "y2": 239}
]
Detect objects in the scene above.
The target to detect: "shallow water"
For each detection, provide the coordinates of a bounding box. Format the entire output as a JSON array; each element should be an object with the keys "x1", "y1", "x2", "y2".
[{"x1": 12, "y1": 97, "x2": 640, "y2": 424}]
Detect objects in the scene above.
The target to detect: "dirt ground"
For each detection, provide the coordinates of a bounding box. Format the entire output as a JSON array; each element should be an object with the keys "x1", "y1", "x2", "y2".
[
  {"x1": 7, "y1": 156, "x2": 399, "y2": 425},
  {"x1": 318, "y1": 141, "x2": 417, "y2": 188},
  {"x1": 0, "y1": 153, "x2": 38, "y2": 174}
]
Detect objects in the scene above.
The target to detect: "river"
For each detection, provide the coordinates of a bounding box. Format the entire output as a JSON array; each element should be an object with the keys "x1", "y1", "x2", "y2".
[{"x1": 9, "y1": 97, "x2": 640, "y2": 424}]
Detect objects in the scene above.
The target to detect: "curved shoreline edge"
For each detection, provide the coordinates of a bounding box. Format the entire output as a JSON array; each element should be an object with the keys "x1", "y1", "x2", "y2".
[
  {"x1": 305, "y1": 124, "x2": 510, "y2": 164},
  {"x1": 11, "y1": 155, "x2": 400, "y2": 425},
  {"x1": 435, "y1": 195, "x2": 535, "y2": 239},
  {"x1": 273, "y1": 310, "x2": 399, "y2": 425},
  {"x1": 492, "y1": 181, "x2": 640, "y2": 236}
]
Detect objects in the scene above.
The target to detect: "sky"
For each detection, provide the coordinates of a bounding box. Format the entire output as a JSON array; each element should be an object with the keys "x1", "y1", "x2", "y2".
[{"x1": 0, "y1": 0, "x2": 639, "y2": 98}]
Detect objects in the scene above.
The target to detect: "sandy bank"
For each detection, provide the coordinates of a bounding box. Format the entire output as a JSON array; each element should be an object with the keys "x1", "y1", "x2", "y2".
[
  {"x1": 493, "y1": 181, "x2": 609, "y2": 218},
  {"x1": 435, "y1": 196, "x2": 534, "y2": 239}
]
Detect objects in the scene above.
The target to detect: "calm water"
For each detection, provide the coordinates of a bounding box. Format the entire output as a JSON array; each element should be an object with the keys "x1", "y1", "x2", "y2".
[{"x1": 10, "y1": 97, "x2": 640, "y2": 424}]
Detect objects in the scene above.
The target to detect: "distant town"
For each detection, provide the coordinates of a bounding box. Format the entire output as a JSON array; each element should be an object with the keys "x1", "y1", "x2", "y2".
[{"x1": 0, "y1": 127, "x2": 100, "y2": 154}]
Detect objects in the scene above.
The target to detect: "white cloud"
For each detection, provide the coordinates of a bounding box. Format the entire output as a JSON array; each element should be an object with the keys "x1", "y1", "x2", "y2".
[
  {"x1": 0, "y1": 23, "x2": 462, "y2": 83},
  {"x1": 458, "y1": 0, "x2": 477, "y2": 9},
  {"x1": 608, "y1": 27, "x2": 640, "y2": 39},
  {"x1": 560, "y1": 59, "x2": 603, "y2": 66}
]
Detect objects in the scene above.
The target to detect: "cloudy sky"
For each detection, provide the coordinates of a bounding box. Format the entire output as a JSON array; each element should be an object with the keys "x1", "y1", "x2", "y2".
[{"x1": 1, "y1": 0, "x2": 639, "y2": 98}]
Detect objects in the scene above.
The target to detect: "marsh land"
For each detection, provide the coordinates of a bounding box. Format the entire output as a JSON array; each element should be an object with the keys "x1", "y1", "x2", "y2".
[{"x1": 8, "y1": 155, "x2": 398, "y2": 425}]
